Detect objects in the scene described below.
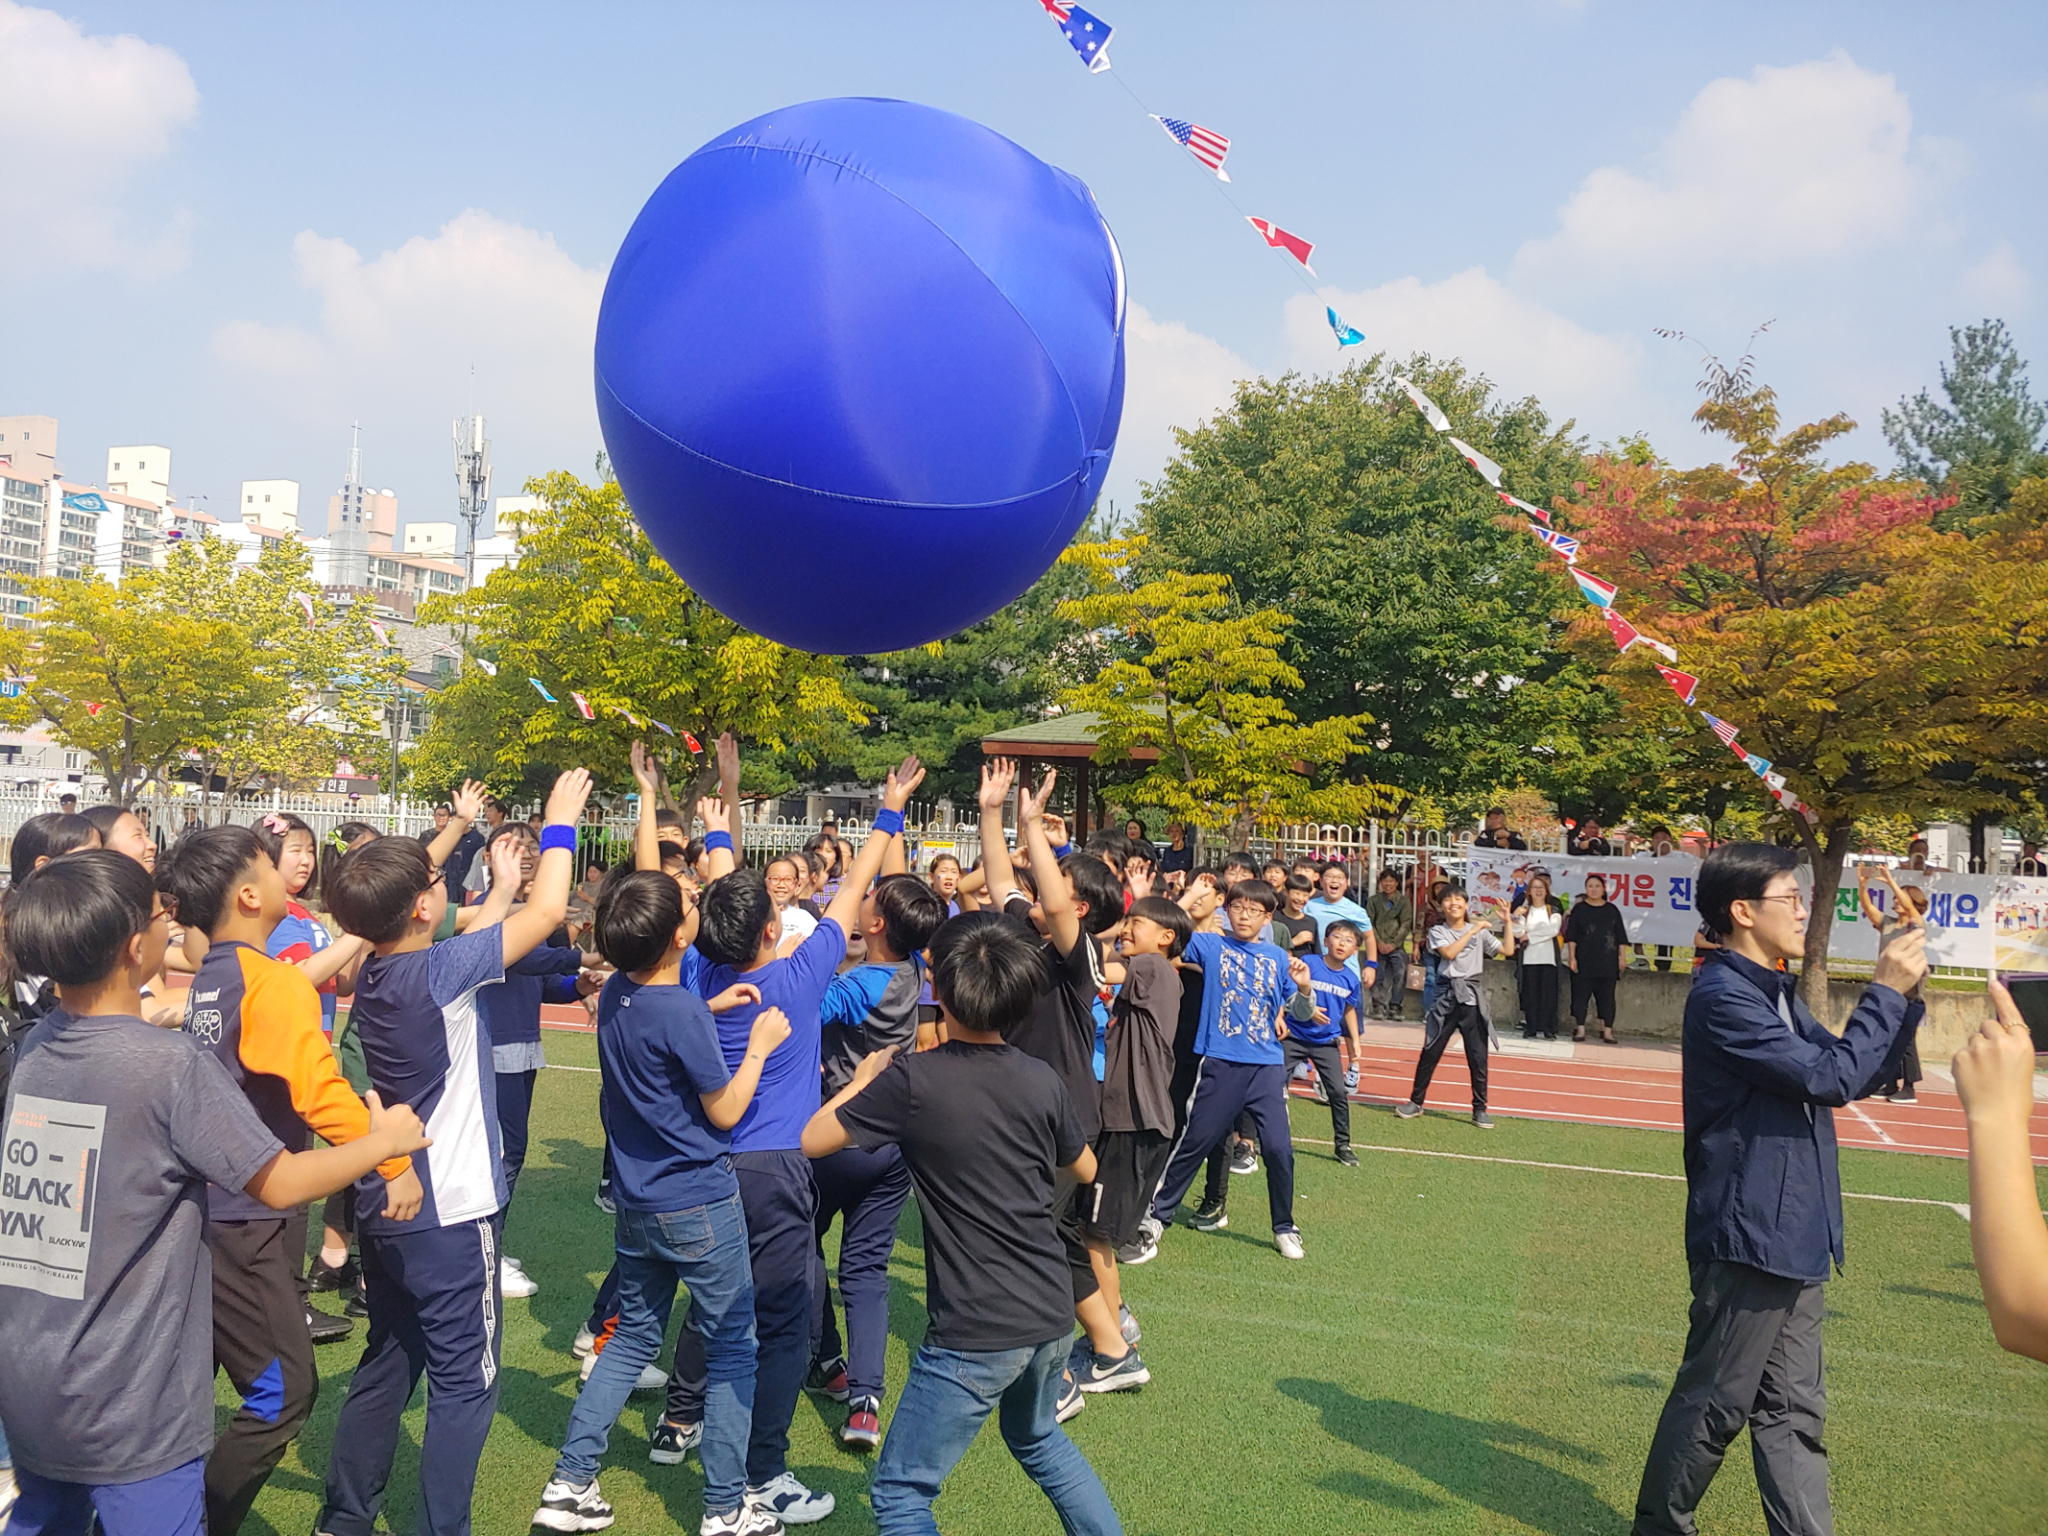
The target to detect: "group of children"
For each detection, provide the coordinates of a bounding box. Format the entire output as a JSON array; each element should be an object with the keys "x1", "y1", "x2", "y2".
[{"x1": 0, "y1": 749, "x2": 1529, "y2": 1536}]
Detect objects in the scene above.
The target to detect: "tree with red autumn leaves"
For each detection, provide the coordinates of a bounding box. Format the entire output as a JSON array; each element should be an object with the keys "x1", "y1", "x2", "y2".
[{"x1": 1561, "y1": 383, "x2": 2048, "y2": 1006}]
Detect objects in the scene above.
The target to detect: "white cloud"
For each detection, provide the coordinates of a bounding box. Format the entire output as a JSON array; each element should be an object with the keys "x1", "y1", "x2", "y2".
[
  {"x1": 1517, "y1": 53, "x2": 1924, "y2": 283},
  {"x1": 1284, "y1": 268, "x2": 1642, "y2": 428},
  {"x1": 215, "y1": 210, "x2": 606, "y2": 486},
  {"x1": 1959, "y1": 241, "x2": 2032, "y2": 312},
  {"x1": 1105, "y1": 302, "x2": 1253, "y2": 512},
  {"x1": 0, "y1": 0, "x2": 198, "y2": 275}
]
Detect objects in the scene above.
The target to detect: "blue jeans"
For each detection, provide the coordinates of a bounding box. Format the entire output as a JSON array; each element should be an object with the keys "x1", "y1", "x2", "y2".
[
  {"x1": 10, "y1": 1455, "x2": 205, "y2": 1536},
  {"x1": 870, "y1": 1337, "x2": 1121, "y2": 1536},
  {"x1": 555, "y1": 1195, "x2": 756, "y2": 1513}
]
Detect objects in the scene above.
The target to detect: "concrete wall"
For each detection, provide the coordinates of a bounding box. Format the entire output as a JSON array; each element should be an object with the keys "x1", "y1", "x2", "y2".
[{"x1": 1424, "y1": 964, "x2": 1984, "y2": 1062}]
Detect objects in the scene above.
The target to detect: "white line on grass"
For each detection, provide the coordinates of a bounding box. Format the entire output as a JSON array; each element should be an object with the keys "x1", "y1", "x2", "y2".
[{"x1": 1288, "y1": 1133, "x2": 1971, "y2": 1216}]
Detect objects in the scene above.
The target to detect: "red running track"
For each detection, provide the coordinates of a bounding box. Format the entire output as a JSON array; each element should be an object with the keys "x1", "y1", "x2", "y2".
[{"x1": 541, "y1": 1004, "x2": 2047, "y2": 1165}]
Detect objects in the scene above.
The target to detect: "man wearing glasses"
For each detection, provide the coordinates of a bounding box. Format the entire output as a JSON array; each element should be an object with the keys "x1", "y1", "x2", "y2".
[{"x1": 1632, "y1": 844, "x2": 1926, "y2": 1536}]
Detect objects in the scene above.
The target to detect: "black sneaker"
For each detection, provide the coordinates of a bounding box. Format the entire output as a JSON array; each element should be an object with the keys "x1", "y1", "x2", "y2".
[
  {"x1": 648, "y1": 1418, "x2": 702, "y2": 1465},
  {"x1": 1394, "y1": 1100, "x2": 1423, "y2": 1120},
  {"x1": 308, "y1": 1251, "x2": 359, "y2": 1293},
  {"x1": 1472, "y1": 1111, "x2": 1495, "y2": 1130},
  {"x1": 344, "y1": 1275, "x2": 369, "y2": 1318},
  {"x1": 306, "y1": 1307, "x2": 354, "y2": 1345},
  {"x1": 804, "y1": 1355, "x2": 851, "y2": 1403},
  {"x1": 1077, "y1": 1347, "x2": 1150, "y2": 1394},
  {"x1": 1228, "y1": 1142, "x2": 1259, "y2": 1176},
  {"x1": 1188, "y1": 1203, "x2": 1229, "y2": 1232},
  {"x1": 1335, "y1": 1147, "x2": 1360, "y2": 1167}
]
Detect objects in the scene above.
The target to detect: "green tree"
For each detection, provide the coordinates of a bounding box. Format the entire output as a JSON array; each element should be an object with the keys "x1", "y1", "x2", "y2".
[
  {"x1": 1883, "y1": 319, "x2": 2047, "y2": 529},
  {"x1": 1134, "y1": 354, "x2": 1647, "y2": 812},
  {"x1": 411, "y1": 472, "x2": 867, "y2": 803},
  {"x1": 1055, "y1": 536, "x2": 1395, "y2": 841},
  {"x1": 791, "y1": 518, "x2": 1103, "y2": 803}
]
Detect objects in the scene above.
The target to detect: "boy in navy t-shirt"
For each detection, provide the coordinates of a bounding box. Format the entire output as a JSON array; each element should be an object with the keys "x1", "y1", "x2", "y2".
[
  {"x1": 1148, "y1": 879, "x2": 1317, "y2": 1259},
  {"x1": 531, "y1": 870, "x2": 790, "y2": 1536},
  {"x1": 317, "y1": 769, "x2": 593, "y2": 1536},
  {"x1": 663, "y1": 755, "x2": 925, "y2": 1528},
  {"x1": 1292, "y1": 920, "x2": 1372, "y2": 1167}
]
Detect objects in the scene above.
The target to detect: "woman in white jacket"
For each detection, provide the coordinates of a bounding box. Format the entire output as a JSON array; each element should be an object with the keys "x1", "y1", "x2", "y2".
[{"x1": 1512, "y1": 873, "x2": 1564, "y2": 1040}]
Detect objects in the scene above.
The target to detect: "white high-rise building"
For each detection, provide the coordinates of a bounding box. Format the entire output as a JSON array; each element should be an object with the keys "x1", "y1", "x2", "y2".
[
  {"x1": 404, "y1": 522, "x2": 457, "y2": 558},
  {"x1": 0, "y1": 416, "x2": 57, "y2": 479},
  {"x1": 238, "y1": 479, "x2": 301, "y2": 532},
  {"x1": 106, "y1": 445, "x2": 170, "y2": 506}
]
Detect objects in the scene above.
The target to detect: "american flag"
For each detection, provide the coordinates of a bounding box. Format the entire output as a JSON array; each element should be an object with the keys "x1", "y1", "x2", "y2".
[
  {"x1": 1153, "y1": 116, "x2": 1231, "y2": 180},
  {"x1": 1700, "y1": 712, "x2": 1740, "y2": 747},
  {"x1": 1655, "y1": 665, "x2": 1699, "y2": 705},
  {"x1": 1527, "y1": 524, "x2": 1578, "y2": 562},
  {"x1": 652, "y1": 719, "x2": 676, "y2": 736},
  {"x1": 1245, "y1": 217, "x2": 1315, "y2": 274}
]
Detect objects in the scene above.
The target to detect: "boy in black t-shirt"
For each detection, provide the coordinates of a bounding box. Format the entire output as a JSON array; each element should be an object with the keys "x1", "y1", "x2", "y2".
[
  {"x1": 1273, "y1": 875, "x2": 1320, "y2": 959},
  {"x1": 802, "y1": 915, "x2": 1122, "y2": 1536}
]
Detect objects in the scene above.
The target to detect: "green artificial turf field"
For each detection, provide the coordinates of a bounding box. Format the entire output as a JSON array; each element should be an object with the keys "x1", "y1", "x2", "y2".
[{"x1": 238, "y1": 1028, "x2": 2048, "y2": 1535}]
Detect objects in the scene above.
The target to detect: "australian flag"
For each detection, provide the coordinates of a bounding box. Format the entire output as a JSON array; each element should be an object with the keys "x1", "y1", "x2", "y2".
[{"x1": 1045, "y1": 1, "x2": 1113, "y2": 71}]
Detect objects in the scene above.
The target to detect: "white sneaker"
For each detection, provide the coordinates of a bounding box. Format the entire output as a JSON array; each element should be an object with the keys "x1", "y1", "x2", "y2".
[
  {"x1": 746, "y1": 1472, "x2": 835, "y2": 1525},
  {"x1": 501, "y1": 1259, "x2": 538, "y2": 1298},
  {"x1": 505, "y1": 1254, "x2": 527, "y2": 1271},
  {"x1": 580, "y1": 1350, "x2": 667, "y2": 1391},
  {"x1": 532, "y1": 1475, "x2": 615, "y2": 1532},
  {"x1": 1275, "y1": 1229, "x2": 1306, "y2": 1260},
  {"x1": 572, "y1": 1326, "x2": 598, "y2": 1359},
  {"x1": 702, "y1": 1505, "x2": 785, "y2": 1536}
]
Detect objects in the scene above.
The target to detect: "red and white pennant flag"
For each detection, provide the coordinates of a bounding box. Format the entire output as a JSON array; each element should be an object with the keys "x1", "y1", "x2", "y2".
[{"x1": 1245, "y1": 218, "x2": 1315, "y2": 274}]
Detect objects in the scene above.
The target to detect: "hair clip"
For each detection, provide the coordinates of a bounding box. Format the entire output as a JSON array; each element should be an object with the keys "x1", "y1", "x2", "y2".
[
  {"x1": 262, "y1": 814, "x2": 289, "y2": 835},
  {"x1": 325, "y1": 828, "x2": 349, "y2": 852}
]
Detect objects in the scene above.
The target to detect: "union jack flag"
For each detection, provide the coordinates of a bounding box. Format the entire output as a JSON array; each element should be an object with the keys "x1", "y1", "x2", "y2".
[
  {"x1": 1700, "y1": 712, "x2": 1740, "y2": 748},
  {"x1": 1152, "y1": 116, "x2": 1231, "y2": 180},
  {"x1": 1527, "y1": 524, "x2": 1578, "y2": 562}
]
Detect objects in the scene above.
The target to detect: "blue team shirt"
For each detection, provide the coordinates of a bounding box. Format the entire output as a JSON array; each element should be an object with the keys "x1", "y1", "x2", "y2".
[
  {"x1": 695, "y1": 917, "x2": 846, "y2": 1152},
  {"x1": 1182, "y1": 930, "x2": 1297, "y2": 1065},
  {"x1": 1298, "y1": 954, "x2": 1363, "y2": 1045},
  {"x1": 348, "y1": 924, "x2": 506, "y2": 1233},
  {"x1": 267, "y1": 902, "x2": 336, "y2": 1033},
  {"x1": 1303, "y1": 894, "x2": 1374, "y2": 977},
  {"x1": 598, "y1": 975, "x2": 739, "y2": 1214},
  {"x1": 478, "y1": 942, "x2": 582, "y2": 1049}
]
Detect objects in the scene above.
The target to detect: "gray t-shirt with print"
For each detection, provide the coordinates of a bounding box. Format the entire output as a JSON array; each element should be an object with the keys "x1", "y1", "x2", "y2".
[
  {"x1": 0, "y1": 1011, "x2": 284, "y2": 1483},
  {"x1": 1428, "y1": 922, "x2": 1503, "y2": 1005}
]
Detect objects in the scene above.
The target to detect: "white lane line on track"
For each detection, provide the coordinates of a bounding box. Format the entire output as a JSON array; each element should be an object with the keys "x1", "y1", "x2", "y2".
[{"x1": 1848, "y1": 1100, "x2": 1899, "y2": 1145}]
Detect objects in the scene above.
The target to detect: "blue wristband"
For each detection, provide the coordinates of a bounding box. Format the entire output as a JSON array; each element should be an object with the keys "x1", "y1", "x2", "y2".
[
  {"x1": 539, "y1": 824, "x2": 578, "y2": 854},
  {"x1": 703, "y1": 830, "x2": 734, "y2": 854},
  {"x1": 872, "y1": 807, "x2": 905, "y2": 837}
]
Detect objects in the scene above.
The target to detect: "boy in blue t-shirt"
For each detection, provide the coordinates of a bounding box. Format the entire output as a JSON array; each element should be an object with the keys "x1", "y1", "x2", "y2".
[
  {"x1": 1147, "y1": 879, "x2": 1317, "y2": 1260},
  {"x1": 1291, "y1": 920, "x2": 1374, "y2": 1167},
  {"x1": 531, "y1": 870, "x2": 789, "y2": 1536},
  {"x1": 317, "y1": 769, "x2": 593, "y2": 1536},
  {"x1": 661, "y1": 754, "x2": 925, "y2": 1528}
]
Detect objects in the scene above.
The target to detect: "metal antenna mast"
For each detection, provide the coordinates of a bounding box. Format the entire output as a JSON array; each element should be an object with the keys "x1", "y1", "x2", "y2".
[{"x1": 452, "y1": 412, "x2": 492, "y2": 604}]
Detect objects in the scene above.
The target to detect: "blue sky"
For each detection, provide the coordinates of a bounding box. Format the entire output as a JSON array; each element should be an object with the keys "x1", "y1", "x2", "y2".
[{"x1": 4, "y1": 0, "x2": 2044, "y2": 544}]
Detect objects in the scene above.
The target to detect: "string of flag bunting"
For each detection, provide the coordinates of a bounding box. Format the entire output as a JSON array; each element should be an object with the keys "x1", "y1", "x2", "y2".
[{"x1": 1027, "y1": 0, "x2": 1809, "y2": 823}]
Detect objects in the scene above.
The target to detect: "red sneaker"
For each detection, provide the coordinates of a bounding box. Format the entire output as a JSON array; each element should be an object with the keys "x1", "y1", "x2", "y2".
[
  {"x1": 805, "y1": 1355, "x2": 851, "y2": 1403},
  {"x1": 841, "y1": 1398, "x2": 881, "y2": 1451}
]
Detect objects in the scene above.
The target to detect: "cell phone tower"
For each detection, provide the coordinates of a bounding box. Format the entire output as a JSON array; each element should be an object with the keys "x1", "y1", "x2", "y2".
[{"x1": 452, "y1": 414, "x2": 492, "y2": 594}]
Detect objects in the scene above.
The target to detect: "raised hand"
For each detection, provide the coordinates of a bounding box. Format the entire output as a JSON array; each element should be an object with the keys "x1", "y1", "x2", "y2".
[
  {"x1": 450, "y1": 779, "x2": 487, "y2": 823},
  {"x1": 697, "y1": 795, "x2": 732, "y2": 835},
  {"x1": 543, "y1": 767, "x2": 594, "y2": 827},
  {"x1": 1126, "y1": 861, "x2": 1156, "y2": 900},
  {"x1": 1020, "y1": 768, "x2": 1058, "y2": 826},
  {"x1": 1289, "y1": 955, "x2": 1313, "y2": 992},
  {"x1": 1871, "y1": 921, "x2": 1928, "y2": 997},
  {"x1": 882, "y1": 755, "x2": 926, "y2": 812},
  {"x1": 979, "y1": 758, "x2": 1017, "y2": 814},
  {"x1": 630, "y1": 739, "x2": 660, "y2": 796},
  {"x1": 716, "y1": 731, "x2": 741, "y2": 790}
]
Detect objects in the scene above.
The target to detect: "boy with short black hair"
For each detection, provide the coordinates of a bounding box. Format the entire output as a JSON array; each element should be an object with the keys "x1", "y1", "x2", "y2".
[
  {"x1": 1086, "y1": 898, "x2": 1189, "y2": 1284},
  {"x1": 802, "y1": 915, "x2": 1122, "y2": 1536},
  {"x1": 532, "y1": 869, "x2": 788, "y2": 1536},
  {"x1": 157, "y1": 825, "x2": 425, "y2": 1534},
  {"x1": 807, "y1": 872, "x2": 947, "y2": 1450},
  {"x1": 0, "y1": 851, "x2": 426, "y2": 1536},
  {"x1": 318, "y1": 769, "x2": 593, "y2": 1536},
  {"x1": 1274, "y1": 874, "x2": 1319, "y2": 957},
  {"x1": 1397, "y1": 886, "x2": 1515, "y2": 1129},
  {"x1": 1293, "y1": 920, "x2": 1371, "y2": 1165},
  {"x1": 664, "y1": 757, "x2": 923, "y2": 1527},
  {"x1": 1148, "y1": 879, "x2": 1317, "y2": 1259}
]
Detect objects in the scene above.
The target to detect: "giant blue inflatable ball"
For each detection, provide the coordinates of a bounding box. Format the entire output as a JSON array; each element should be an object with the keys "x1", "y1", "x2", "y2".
[{"x1": 595, "y1": 97, "x2": 1126, "y2": 655}]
